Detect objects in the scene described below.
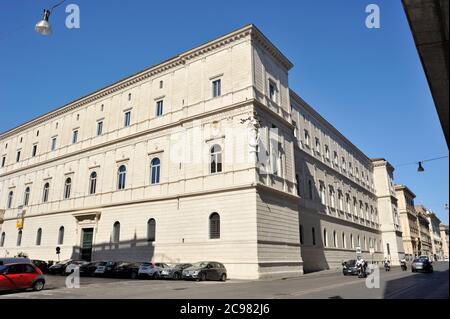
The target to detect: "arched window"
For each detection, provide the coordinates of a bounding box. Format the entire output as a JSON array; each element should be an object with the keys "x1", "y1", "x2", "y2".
[
  {"x1": 147, "y1": 218, "x2": 156, "y2": 242},
  {"x1": 312, "y1": 227, "x2": 316, "y2": 245},
  {"x1": 363, "y1": 236, "x2": 367, "y2": 250},
  {"x1": 308, "y1": 180, "x2": 314, "y2": 200},
  {"x1": 350, "y1": 234, "x2": 354, "y2": 248},
  {"x1": 323, "y1": 228, "x2": 328, "y2": 247},
  {"x1": 0, "y1": 232, "x2": 5, "y2": 247},
  {"x1": 7, "y1": 191, "x2": 14, "y2": 209},
  {"x1": 36, "y1": 228, "x2": 42, "y2": 246},
  {"x1": 150, "y1": 158, "x2": 161, "y2": 184},
  {"x1": 113, "y1": 222, "x2": 120, "y2": 243},
  {"x1": 17, "y1": 230, "x2": 22, "y2": 247},
  {"x1": 24, "y1": 187, "x2": 31, "y2": 206},
  {"x1": 64, "y1": 178, "x2": 72, "y2": 199},
  {"x1": 358, "y1": 235, "x2": 361, "y2": 248},
  {"x1": 342, "y1": 232, "x2": 347, "y2": 249},
  {"x1": 89, "y1": 171, "x2": 97, "y2": 195},
  {"x1": 209, "y1": 213, "x2": 220, "y2": 239},
  {"x1": 333, "y1": 230, "x2": 338, "y2": 248},
  {"x1": 58, "y1": 226, "x2": 65, "y2": 245},
  {"x1": 117, "y1": 165, "x2": 126, "y2": 190},
  {"x1": 299, "y1": 224, "x2": 304, "y2": 245},
  {"x1": 210, "y1": 145, "x2": 222, "y2": 174},
  {"x1": 42, "y1": 183, "x2": 50, "y2": 203}
]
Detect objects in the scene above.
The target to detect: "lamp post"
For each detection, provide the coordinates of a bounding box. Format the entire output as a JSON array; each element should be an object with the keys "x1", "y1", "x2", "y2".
[{"x1": 35, "y1": 0, "x2": 66, "y2": 36}]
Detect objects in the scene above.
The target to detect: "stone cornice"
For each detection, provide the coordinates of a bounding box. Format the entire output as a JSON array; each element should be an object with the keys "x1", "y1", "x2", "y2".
[
  {"x1": 0, "y1": 24, "x2": 292, "y2": 141},
  {"x1": 290, "y1": 89, "x2": 373, "y2": 168}
]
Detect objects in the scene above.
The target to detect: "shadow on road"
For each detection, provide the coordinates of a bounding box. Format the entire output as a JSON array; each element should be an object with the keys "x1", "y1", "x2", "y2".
[{"x1": 383, "y1": 266, "x2": 449, "y2": 299}]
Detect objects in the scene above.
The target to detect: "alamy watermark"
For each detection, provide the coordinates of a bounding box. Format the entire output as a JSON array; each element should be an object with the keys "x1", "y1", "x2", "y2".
[{"x1": 365, "y1": 4, "x2": 380, "y2": 29}]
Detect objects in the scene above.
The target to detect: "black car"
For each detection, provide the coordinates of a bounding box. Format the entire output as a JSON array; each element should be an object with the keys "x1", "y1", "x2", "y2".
[
  {"x1": 79, "y1": 261, "x2": 104, "y2": 277},
  {"x1": 31, "y1": 260, "x2": 48, "y2": 274},
  {"x1": 342, "y1": 259, "x2": 358, "y2": 276},
  {"x1": 160, "y1": 263, "x2": 193, "y2": 280},
  {"x1": 411, "y1": 257, "x2": 433, "y2": 273},
  {"x1": 113, "y1": 262, "x2": 143, "y2": 279},
  {"x1": 182, "y1": 261, "x2": 227, "y2": 281},
  {"x1": 47, "y1": 260, "x2": 72, "y2": 275}
]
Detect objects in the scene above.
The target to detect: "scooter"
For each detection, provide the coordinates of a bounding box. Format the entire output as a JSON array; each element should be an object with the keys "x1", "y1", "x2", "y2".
[
  {"x1": 357, "y1": 264, "x2": 367, "y2": 278},
  {"x1": 400, "y1": 262, "x2": 407, "y2": 271},
  {"x1": 384, "y1": 262, "x2": 391, "y2": 271}
]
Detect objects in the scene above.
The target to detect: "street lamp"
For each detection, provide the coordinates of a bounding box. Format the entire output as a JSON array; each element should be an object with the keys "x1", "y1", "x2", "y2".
[
  {"x1": 35, "y1": 0, "x2": 66, "y2": 36},
  {"x1": 417, "y1": 161, "x2": 425, "y2": 172}
]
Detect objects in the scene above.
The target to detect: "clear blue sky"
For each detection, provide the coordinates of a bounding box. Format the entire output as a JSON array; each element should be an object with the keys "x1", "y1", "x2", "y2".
[{"x1": 0, "y1": 0, "x2": 448, "y2": 223}]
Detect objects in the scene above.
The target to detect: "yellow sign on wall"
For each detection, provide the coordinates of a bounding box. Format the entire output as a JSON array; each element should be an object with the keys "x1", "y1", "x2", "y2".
[{"x1": 16, "y1": 209, "x2": 25, "y2": 230}]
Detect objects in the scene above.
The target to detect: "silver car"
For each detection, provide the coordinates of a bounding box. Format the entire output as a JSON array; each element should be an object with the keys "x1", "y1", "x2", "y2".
[{"x1": 411, "y1": 257, "x2": 433, "y2": 273}]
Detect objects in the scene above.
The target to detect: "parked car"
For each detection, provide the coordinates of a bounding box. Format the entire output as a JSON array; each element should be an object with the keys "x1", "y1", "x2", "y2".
[
  {"x1": 0, "y1": 263, "x2": 45, "y2": 292},
  {"x1": 47, "y1": 260, "x2": 73, "y2": 275},
  {"x1": 64, "y1": 260, "x2": 89, "y2": 275},
  {"x1": 160, "y1": 263, "x2": 193, "y2": 280},
  {"x1": 342, "y1": 259, "x2": 358, "y2": 276},
  {"x1": 31, "y1": 260, "x2": 49, "y2": 274},
  {"x1": 182, "y1": 261, "x2": 227, "y2": 281},
  {"x1": 79, "y1": 261, "x2": 104, "y2": 277},
  {"x1": 93, "y1": 261, "x2": 123, "y2": 277},
  {"x1": 114, "y1": 262, "x2": 143, "y2": 279},
  {"x1": 138, "y1": 262, "x2": 171, "y2": 279},
  {"x1": 411, "y1": 257, "x2": 433, "y2": 273},
  {"x1": 0, "y1": 257, "x2": 31, "y2": 266}
]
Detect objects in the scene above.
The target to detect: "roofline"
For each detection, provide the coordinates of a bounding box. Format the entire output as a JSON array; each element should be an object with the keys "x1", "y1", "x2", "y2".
[
  {"x1": 289, "y1": 89, "x2": 373, "y2": 166},
  {"x1": 0, "y1": 24, "x2": 293, "y2": 140},
  {"x1": 394, "y1": 184, "x2": 416, "y2": 197}
]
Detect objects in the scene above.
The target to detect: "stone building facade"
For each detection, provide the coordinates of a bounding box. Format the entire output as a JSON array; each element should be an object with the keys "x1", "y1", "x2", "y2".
[{"x1": 0, "y1": 24, "x2": 406, "y2": 278}]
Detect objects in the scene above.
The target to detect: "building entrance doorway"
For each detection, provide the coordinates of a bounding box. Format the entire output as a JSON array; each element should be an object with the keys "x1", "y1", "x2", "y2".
[{"x1": 81, "y1": 228, "x2": 94, "y2": 261}]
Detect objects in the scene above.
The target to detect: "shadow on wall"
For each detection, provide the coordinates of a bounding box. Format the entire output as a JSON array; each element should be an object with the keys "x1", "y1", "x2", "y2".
[
  {"x1": 69, "y1": 235, "x2": 159, "y2": 263},
  {"x1": 298, "y1": 161, "x2": 330, "y2": 273}
]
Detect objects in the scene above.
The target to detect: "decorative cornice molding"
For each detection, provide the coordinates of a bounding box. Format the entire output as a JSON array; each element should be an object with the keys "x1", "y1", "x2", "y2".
[{"x1": 1, "y1": 24, "x2": 292, "y2": 141}]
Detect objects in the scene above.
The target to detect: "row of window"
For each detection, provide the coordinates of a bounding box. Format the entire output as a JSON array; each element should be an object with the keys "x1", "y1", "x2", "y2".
[
  {"x1": 299, "y1": 225, "x2": 380, "y2": 251},
  {"x1": 1, "y1": 79, "x2": 224, "y2": 168},
  {"x1": 0, "y1": 213, "x2": 221, "y2": 248},
  {"x1": 4, "y1": 145, "x2": 224, "y2": 209},
  {"x1": 296, "y1": 175, "x2": 378, "y2": 223},
  {"x1": 0, "y1": 226, "x2": 64, "y2": 248},
  {"x1": 293, "y1": 120, "x2": 373, "y2": 191},
  {"x1": 112, "y1": 213, "x2": 221, "y2": 243}
]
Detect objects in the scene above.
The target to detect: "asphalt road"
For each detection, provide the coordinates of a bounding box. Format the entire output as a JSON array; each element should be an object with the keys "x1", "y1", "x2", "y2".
[{"x1": 1, "y1": 262, "x2": 448, "y2": 299}]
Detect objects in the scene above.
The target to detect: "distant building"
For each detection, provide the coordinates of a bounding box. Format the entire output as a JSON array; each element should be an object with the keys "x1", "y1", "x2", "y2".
[
  {"x1": 372, "y1": 159, "x2": 404, "y2": 265},
  {"x1": 414, "y1": 205, "x2": 433, "y2": 258},
  {"x1": 440, "y1": 224, "x2": 449, "y2": 259},
  {"x1": 395, "y1": 185, "x2": 420, "y2": 260},
  {"x1": 424, "y1": 209, "x2": 443, "y2": 261}
]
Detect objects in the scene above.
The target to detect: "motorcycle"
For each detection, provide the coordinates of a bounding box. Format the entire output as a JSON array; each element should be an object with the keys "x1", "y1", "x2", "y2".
[
  {"x1": 400, "y1": 262, "x2": 407, "y2": 271},
  {"x1": 357, "y1": 264, "x2": 367, "y2": 278},
  {"x1": 384, "y1": 262, "x2": 391, "y2": 271}
]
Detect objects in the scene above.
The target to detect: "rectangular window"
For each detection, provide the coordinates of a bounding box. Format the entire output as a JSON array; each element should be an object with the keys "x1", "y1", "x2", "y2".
[
  {"x1": 156, "y1": 100, "x2": 164, "y2": 117},
  {"x1": 315, "y1": 138, "x2": 321, "y2": 154},
  {"x1": 159, "y1": 80, "x2": 163, "y2": 89},
  {"x1": 1, "y1": 156, "x2": 5, "y2": 167},
  {"x1": 16, "y1": 151, "x2": 21, "y2": 162},
  {"x1": 72, "y1": 130, "x2": 78, "y2": 144},
  {"x1": 51, "y1": 137, "x2": 57, "y2": 151},
  {"x1": 97, "y1": 121, "x2": 103, "y2": 136},
  {"x1": 304, "y1": 130, "x2": 310, "y2": 147},
  {"x1": 325, "y1": 145, "x2": 330, "y2": 160},
  {"x1": 269, "y1": 81, "x2": 277, "y2": 102},
  {"x1": 212, "y1": 79, "x2": 221, "y2": 98},
  {"x1": 32, "y1": 144, "x2": 37, "y2": 157},
  {"x1": 124, "y1": 111, "x2": 131, "y2": 127},
  {"x1": 333, "y1": 152, "x2": 338, "y2": 166}
]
